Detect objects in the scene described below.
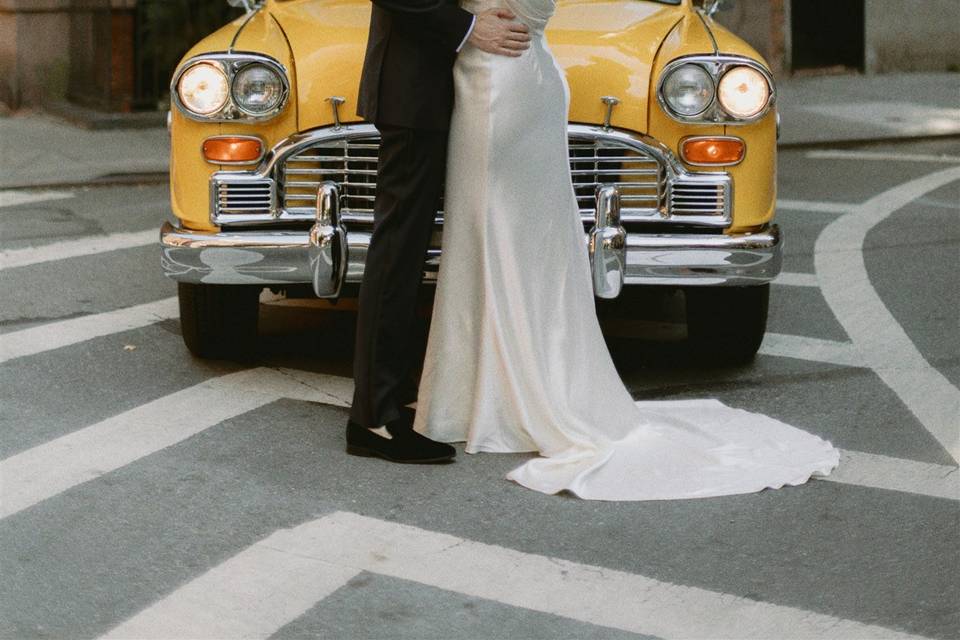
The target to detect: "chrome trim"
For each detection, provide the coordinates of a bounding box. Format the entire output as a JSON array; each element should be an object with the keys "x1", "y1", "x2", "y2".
[
  {"x1": 327, "y1": 96, "x2": 346, "y2": 129},
  {"x1": 589, "y1": 186, "x2": 626, "y2": 299},
  {"x1": 227, "y1": 0, "x2": 260, "y2": 16},
  {"x1": 623, "y1": 225, "x2": 782, "y2": 286},
  {"x1": 228, "y1": 3, "x2": 262, "y2": 50},
  {"x1": 601, "y1": 96, "x2": 620, "y2": 130},
  {"x1": 208, "y1": 123, "x2": 732, "y2": 229},
  {"x1": 657, "y1": 55, "x2": 776, "y2": 125},
  {"x1": 202, "y1": 134, "x2": 266, "y2": 166},
  {"x1": 695, "y1": 10, "x2": 721, "y2": 52},
  {"x1": 161, "y1": 222, "x2": 782, "y2": 291},
  {"x1": 209, "y1": 172, "x2": 276, "y2": 224},
  {"x1": 308, "y1": 181, "x2": 347, "y2": 297},
  {"x1": 171, "y1": 52, "x2": 290, "y2": 123},
  {"x1": 679, "y1": 135, "x2": 746, "y2": 167}
]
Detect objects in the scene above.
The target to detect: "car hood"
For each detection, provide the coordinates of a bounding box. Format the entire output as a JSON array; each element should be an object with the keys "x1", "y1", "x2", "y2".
[{"x1": 267, "y1": 0, "x2": 686, "y2": 133}]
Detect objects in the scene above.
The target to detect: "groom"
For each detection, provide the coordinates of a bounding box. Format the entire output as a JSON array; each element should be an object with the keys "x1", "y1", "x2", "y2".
[{"x1": 346, "y1": 0, "x2": 531, "y2": 463}]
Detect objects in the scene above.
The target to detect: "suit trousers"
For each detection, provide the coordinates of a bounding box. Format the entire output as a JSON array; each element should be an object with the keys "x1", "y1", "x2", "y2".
[{"x1": 350, "y1": 125, "x2": 449, "y2": 427}]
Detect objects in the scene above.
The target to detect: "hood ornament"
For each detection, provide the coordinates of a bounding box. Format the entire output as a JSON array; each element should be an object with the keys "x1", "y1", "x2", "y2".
[
  {"x1": 601, "y1": 96, "x2": 620, "y2": 131},
  {"x1": 327, "y1": 96, "x2": 346, "y2": 129}
]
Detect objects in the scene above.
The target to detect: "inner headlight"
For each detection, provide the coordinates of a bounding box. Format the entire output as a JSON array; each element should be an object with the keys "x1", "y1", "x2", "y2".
[
  {"x1": 662, "y1": 64, "x2": 715, "y2": 117},
  {"x1": 718, "y1": 66, "x2": 770, "y2": 119},
  {"x1": 232, "y1": 63, "x2": 284, "y2": 115},
  {"x1": 177, "y1": 63, "x2": 228, "y2": 116}
]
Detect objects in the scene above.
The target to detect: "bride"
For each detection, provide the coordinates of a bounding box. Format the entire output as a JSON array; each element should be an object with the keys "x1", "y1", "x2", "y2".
[{"x1": 411, "y1": 0, "x2": 840, "y2": 500}]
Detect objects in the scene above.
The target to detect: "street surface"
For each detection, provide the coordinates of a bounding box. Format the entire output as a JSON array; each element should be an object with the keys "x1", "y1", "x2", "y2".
[{"x1": 1, "y1": 140, "x2": 958, "y2": 639}]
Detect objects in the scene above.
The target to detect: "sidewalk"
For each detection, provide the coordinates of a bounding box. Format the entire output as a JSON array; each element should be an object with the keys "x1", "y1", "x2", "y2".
[
  {"x1": 0, "y1": 112, "x2": 170, "y2": 190},
  {"x1": 777, "y1": 72, "x2": 960, "y2": 147},
  {"x1": 0, "y1": 72, "x2": 957, "y2": 190}
]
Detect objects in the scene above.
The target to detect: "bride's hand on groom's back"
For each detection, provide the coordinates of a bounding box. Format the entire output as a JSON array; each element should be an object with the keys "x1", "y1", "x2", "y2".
[{"x1": 468, "y1": 9, "x2": 531, "y2": 57}]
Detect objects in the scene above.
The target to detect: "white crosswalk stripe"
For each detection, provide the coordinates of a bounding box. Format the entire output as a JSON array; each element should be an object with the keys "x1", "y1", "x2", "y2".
[
  {"x1": 2, "y1": 360, "x2": 954, "y2": 525},
  {"x1": 824, "y1": 450, "x2": 958, "y2": 500},
  {"x1": 758, "y1": 332, "x2": 864, "y2": 368},
  {"x1": 776, "y1": 199, "x2": 855, "y2": 214},
  {"x1": 101, "y1": 511, "x2": 931, "y2": 640},
  {"x1": 807, "y1": 150, "x2": 960, "y2": 164},
  {"x1": 773, "y1": 271, "x2": 819, "y2": 287},
  {"x1": 0, "y1": 228, "x2": 156, "y2": 270},
  {"x1": 0, "y1": 297, "x2": 178, "y2": 364},
  {"x1": 0, "y1": 189, "x2": 74, "y2": 209},
  {"x1": 0, "y1": 367, "x2": 352, "y2": 519}
]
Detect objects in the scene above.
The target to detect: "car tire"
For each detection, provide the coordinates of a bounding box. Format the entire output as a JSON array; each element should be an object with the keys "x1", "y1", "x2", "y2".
[
  {"x1": 684, "y1": 284, "x2": 769, "y2": 365},
  {"x1": 177, "y1": 282, "x2": 260, "y2": 360}
]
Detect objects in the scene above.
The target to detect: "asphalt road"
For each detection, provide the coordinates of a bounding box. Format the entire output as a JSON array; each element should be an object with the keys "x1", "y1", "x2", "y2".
[{"x1": 1, "y1": 140, "x2": 958, "y2": 640}]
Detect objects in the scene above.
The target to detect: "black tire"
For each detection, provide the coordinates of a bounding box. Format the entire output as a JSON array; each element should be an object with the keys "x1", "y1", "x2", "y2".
[
  {"x1": 684, "y1": 284, "x2": 770, "y2": 364},
  {"x1": 177, "y1": 282, "x2": 260, "y2": 360}
]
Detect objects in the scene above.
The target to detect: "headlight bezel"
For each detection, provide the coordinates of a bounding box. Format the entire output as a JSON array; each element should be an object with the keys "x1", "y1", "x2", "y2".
[
  {"x1": 231, "y1": 62, "x2": 286, "y2": 116},
  {"x1": 660, "y1": 63, "x2": 716, "y2": 118},
  {"x1": 176, "y1": 62, "x2": 230, "y2": 116},
  {"x1": 172, "y1": 52, "x2": 290, "y2": 123},
  {"x1": 657, "y1": 55, "x2": 775, "y2": 125}
]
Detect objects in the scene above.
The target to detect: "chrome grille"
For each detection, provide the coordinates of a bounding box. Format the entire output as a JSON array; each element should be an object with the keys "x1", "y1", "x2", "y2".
[
  {"x1": 213, "y1": 175, "x2": 275, "y2": 217},
  {"x1": 280, "y1": 134, "x2": 667, "y2": 222},
  {"x1": 669, "y1": 180, "x2": 727, "y2": 217},
  {"x1": 567, "y1": 135, "x2": 665, "y2": 217},
  {"x1": 282, "y1": 139, "x2": 379, "y2": 216},
  {"x1": 227, "y1": 124, "x2": 732, "y2": 229}
]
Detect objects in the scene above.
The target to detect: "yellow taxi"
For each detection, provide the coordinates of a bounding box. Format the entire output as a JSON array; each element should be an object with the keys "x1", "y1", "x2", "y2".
[{"x1": 162, "y1": 0, "x2": 780, "y2": 362}]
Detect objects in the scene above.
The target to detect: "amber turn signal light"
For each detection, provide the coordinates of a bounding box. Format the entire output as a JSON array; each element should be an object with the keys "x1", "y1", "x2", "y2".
[
  {"x1": 680, "y1": 137, "x2": 745, "y2": 166},
  {"x1": 202, "y1": 136, "x2": 264, "y2": 164}
]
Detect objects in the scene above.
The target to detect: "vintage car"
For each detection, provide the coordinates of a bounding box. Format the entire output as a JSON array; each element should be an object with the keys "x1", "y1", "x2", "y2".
[{"x1": 161, "y1": 0, "x2": 781, "y2": 363}]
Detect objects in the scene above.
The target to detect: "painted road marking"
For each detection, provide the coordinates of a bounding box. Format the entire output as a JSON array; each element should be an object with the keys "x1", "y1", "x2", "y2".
[
  {"x1": 0, "y1": 367, "x2": 352, "y2": 519},
  {"x1": 773, "y1": 271, "x2": 819, "y2": 288},
  {"x1": 0, "y1": 228, "x2": 156, "y2": 270},
  {"x1": 807, "y1": 150, "x2": 960, "y2": 164},
  {"x1": 101, "y1": 511, "x2": 929, "y2": 640},
  {"x1": 759, "y1": 333, "x2": 863, "y2": 368},
  {"x1": 101, "y1": 539, "x2": 359, "y2": 640},
  {"x1": 776, "y1": 199, "x2": 854, "y2": 215},
  {"x1": 2, "y1": 358, "x2": 954, "y2": 524},
  {"x1": 0, "y1": 297, "x2": 179, "y2": 365},
  {"x1": 0, "y1": 189, "x2": 74, "y2": 209},
  {"x1": 824, "y1": 450, "x2": 958, "y2": 501},
  {"x1": 815, "y1": 166, "x2": 960, "y2": 463}
]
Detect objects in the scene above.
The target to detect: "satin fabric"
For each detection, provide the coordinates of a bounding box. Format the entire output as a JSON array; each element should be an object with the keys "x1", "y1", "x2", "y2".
[{"x1": 412, "y1": 0, "x2": 840, "y2": 500}]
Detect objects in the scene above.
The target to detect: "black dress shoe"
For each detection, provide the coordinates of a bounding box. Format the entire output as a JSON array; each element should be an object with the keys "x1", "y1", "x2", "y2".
[{"x1": 346, "y1": 415, "x2": 455, "y2": 464}]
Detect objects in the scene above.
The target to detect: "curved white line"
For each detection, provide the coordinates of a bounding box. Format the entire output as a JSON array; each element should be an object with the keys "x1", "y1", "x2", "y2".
[{"x1": 815, "y1": 166, "x2": 960, "y2": 463}]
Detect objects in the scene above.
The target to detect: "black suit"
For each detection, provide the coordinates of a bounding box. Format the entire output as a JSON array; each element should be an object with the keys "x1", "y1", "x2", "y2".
[
  {"x1": 357, "y1": 0, "x2": 473, "y2": 130},
  {"x1": 350, "y1": 0, "x2": 473, "y2": 428}
]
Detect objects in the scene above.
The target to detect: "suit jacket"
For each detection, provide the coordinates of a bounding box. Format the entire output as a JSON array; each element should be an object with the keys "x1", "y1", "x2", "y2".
[{"x1": 357, "y1": 0, "x2": 474, "y2": 130}]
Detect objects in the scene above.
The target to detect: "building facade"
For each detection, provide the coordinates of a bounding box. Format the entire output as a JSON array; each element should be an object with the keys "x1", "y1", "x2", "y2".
[
  {"x1": 2, "y1": 0, "x2": 958, "y2": 112},
  {"x1": 718, "y1": 0, "x2": 960, "y2": 77}
]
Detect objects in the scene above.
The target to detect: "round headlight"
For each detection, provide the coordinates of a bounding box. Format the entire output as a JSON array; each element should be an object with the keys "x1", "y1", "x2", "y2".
[
  {"x1": 232, "y1": 63, "x2": 284, "y2": 115},
  {"x1": 177, "y1": 63, "x2": 229, "y2": 116},
  {"x1": 718, "y1": 66, "x2": 770, "y2": 119},
  {"x1": 662, "y1": 64, "x2": 715, "y2": 117}
]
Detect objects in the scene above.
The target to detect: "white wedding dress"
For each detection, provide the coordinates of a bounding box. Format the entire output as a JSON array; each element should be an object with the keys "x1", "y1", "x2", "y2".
[{"x1": 412, "y1": 0, "x2": 840, "y2": 500}]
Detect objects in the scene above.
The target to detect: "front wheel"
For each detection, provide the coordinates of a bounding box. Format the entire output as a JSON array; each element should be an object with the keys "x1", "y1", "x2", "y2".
[
  {"x1": 684, "y1": 284, "x2": 770, "y2": 364},
  {"x1": 177, "y1": 282, "x2": 260, "y2": 360}
]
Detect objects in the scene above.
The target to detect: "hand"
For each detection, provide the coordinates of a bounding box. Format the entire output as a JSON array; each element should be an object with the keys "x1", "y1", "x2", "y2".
[{"x1": 467, "y1": 9, "x2": 531, "y2": 58}]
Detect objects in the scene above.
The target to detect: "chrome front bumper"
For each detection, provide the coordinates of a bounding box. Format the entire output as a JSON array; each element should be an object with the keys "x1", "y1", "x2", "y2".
[{"x1": 161, "y1": 184, "x2": 782, "y2": 295}]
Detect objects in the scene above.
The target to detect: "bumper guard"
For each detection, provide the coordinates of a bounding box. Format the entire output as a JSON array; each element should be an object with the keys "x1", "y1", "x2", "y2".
[{"x1": 161, "y1": 184, "x2": 782, "y2": 294}]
